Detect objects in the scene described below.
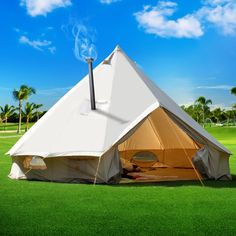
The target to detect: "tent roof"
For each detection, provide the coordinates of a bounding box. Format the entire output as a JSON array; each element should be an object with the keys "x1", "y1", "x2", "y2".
[{"x1": 8, "y1": 46, "x2": 230, "y2": 157}]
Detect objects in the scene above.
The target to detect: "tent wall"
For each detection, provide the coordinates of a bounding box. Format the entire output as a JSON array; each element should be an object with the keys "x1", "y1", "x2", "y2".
[{"x1": 8, "y1": 148, "x2": 121, "y2": 183}]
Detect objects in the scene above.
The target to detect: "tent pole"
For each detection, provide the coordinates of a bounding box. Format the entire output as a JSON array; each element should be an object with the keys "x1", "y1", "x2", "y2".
[
  {"x1": 93, "y1": 156, "x2": 102, "y2": 186},
  {"x1": 162, "y1": 109, "x2": 204, "y2": 186}
]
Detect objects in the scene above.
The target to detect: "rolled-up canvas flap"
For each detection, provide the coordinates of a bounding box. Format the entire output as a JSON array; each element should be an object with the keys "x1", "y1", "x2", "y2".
[
  {"x1": 8, "y1": 157, "x2": 27, "y2": 180},
  {"x1": 192, "y1": 146, "x2": 212, "y2": 178}
]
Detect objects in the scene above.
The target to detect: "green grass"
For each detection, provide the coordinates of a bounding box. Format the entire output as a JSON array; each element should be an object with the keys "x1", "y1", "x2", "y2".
[
  {"x1": 0, "y1": 122, "x2": 34, "y2": 131},
  {"x1": 0, "y1": 127, "x2": 236, "y2": 235}
]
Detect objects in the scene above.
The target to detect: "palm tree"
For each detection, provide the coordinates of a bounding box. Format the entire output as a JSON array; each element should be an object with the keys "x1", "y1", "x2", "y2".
[
  {"x1": 231, "y1": 87, "x2": 236, "y2": 96},
  {"x1": 0, "y1": 105, "x2": 16, "y2": 130},
  {"x1": 13, "y1": 85, "x2": 36, "y2": 133},
  {"x1": 195, "y1": 96, "x2": 212, "y2": 127},
  {"x1": 23, "y1": 102, "x2": 36, "y2": 131},
  {"x1": 34, "y1": 103, "x2": 43, "y2": 121},
  {"x1": 23, "y1": 103, "x2": 43, "y2": 131},
  {"x1": 181, "y1": 104, "x2": 202, "y2": 123}
]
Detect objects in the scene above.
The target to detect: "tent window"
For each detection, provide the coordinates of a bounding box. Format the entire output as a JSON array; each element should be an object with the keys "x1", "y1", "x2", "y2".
[
  {"x1": 132, "y1": 151, "x2": 158, "y2": 168},
  {"x1": 132, "y1": 151, "x2": 158, "y2": 161},
  {"x1": 23, "y1": 156, "x2": 47, "y2": 170}
]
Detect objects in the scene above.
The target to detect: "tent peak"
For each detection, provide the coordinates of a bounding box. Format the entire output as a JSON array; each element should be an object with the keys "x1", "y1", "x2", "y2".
[{"x1": 114, "y1": 45, "x2": 122, "y2": 52}]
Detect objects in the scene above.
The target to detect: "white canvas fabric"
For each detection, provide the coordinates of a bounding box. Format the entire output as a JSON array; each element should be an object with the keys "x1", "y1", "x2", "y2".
[
  {"x1": 9, "y1": 147, "x2": 121, "y2": 183},
  {"x1": 8, "y1": 46, "x2": 231, "y2": 181},
  {"x1": 8, "y1": 46, "x2": 158, "y2": 158}
]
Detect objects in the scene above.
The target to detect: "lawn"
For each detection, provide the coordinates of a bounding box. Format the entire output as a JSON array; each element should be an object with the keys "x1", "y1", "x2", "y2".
[
  {"x1": 0, "y1": 122, "x2": 34, "y2": 131},
  {"x1": 0, "y1": 127, "x2": 236, "y2": 236}
]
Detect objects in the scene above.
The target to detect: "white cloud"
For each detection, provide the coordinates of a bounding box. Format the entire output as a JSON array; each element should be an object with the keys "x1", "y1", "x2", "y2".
[
  {"x1": 134, "y1": 1, "x2": 204, "y2": 38},
  {"x1": 20, "y1": 0, "x2": 71, "y2": 17},
  {"x1": 13, "y1": 28, "x2": 28, "y2": 35},
  {"x1": 19, "y1": 35, "x2": 51, "y2": 50},
  {"x1": 19, "y1": 35, "x2": 56, "y2": 54},
  {"x1": 196, "y1": 85, "x2": 232, "y2": 90},
  {"x1": 134, "y1": 0, "x2": 236, "y2": 38},
  {"x1": 13, "y1": 28, "x2": 20, "y2": 33},
  {"x1": 100, "y1": 0, "x2": 119, "y2": 4},
  {"x1": 198, "y1": 0, "x2": 236, "y2": 35},
  {"x1": 48, "y1": 46, "x2": 56, "y2": 54},
  {"x1": 203, "y1": 0, "x2": 232, "y2": 6}
]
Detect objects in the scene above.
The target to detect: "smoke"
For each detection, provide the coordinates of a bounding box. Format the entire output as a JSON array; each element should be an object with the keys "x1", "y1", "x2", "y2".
[
  {"x1": 72, "y1": 24, "x2": 97, "y2": 62},
  {"x1": 62, "y1": 22, "x2": 97, "y2": 62}
]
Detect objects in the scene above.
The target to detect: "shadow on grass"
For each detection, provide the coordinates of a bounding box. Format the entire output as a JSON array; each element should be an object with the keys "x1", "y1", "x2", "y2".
[
  {"x1": 108, "y1": 174, "x2": 236, "y2": 188},
  {"x1": 20, "y1": 175, "x2": 236, "y2": 189}
]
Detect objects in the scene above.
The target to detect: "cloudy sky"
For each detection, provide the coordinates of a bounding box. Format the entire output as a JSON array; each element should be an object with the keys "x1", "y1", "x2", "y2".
[{"x1": 0, "y1": 0, "x2": 235, "y2": 110}]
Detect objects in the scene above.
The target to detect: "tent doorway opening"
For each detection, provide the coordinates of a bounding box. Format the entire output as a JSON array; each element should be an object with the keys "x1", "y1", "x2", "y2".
[{"x1": 118, "y1": 108, "x2": 203, "y2": 183}]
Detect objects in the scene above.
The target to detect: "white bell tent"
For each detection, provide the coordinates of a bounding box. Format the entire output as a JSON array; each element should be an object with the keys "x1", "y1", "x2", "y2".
[{"x1": 7, "y1": 46, "x2": 231, "y2": 183}]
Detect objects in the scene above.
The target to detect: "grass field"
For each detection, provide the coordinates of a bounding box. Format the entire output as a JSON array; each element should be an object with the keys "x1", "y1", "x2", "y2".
[
  {"x1": 0, "y1": 127, "x2": 235, "y2": 236},
  {"x1": 0, "y1": 122, "x2": 34, "y2": 131}
]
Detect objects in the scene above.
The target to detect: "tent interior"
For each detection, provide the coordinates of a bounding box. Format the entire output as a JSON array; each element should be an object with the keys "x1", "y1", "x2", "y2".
[{"x1": 118, "y1": 107, "x2": 203, "y2": 183}]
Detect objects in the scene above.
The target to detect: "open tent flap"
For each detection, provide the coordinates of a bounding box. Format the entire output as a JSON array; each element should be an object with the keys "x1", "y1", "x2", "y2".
[
  {"x1": 118, "y1": 107, "x2": 202, "y2": 182},
  {"x1": 192, "y1": 146, "x2": 231, "y2": 180},
  {"x1": 118, "y1": 107, "x2": 230, "y2": 182},
  {"x1": 164, "y1": 109, "x2": 231, "y2": 180}
]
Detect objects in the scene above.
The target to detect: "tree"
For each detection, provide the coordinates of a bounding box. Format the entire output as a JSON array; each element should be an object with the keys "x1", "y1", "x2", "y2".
[
  {"x1": 23, "y1": 102, "x2": 43, "y2": 131},
  {"x1": 230, "y1": 88, "x2": 236, "y2": 125},
  {"x1": 195, "y1": 96, "x2": 212, "y2": 127},
  {"x1": 232, "y1": 107, "x2": 236, "y2": 125},
  {"x1": 231, "y1": 87, "x2": 236, "y2": 96},
  {"x1": 13, "y1": 85, "x2": 36, "y2": 133},
  {"x1": 0, "y1": 105, "x2": 16, "y2": 130},
  {"x1": 210, "y1": 108, "x2": 221, "y2": 123},
  {"x1": 34, "y1": 104, "x2": 43, "y2": 121},
  {"x1": 182, "y1": 104, "x2": 202, "y2": 123}
]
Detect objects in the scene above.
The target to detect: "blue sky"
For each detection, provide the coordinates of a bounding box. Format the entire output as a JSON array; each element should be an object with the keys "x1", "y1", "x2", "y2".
[{"x1": 0, "y1": 0, "x2": 235, "y2": 110}]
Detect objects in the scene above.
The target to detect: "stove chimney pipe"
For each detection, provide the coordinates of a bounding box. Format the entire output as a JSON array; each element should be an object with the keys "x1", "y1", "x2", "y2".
[{"x1": 86, "y1": 58, "x2": 96, "y2": 110}]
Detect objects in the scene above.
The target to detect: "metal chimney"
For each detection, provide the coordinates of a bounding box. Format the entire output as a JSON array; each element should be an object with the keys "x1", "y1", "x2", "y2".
[{"x1": 86, "y1": 58, "x2": 96, "y2": 110}]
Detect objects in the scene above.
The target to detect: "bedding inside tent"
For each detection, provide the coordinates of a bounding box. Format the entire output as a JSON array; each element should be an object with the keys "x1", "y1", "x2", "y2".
[{"x1": 118, "y1": 107, "x2": 203, "y2": 183}]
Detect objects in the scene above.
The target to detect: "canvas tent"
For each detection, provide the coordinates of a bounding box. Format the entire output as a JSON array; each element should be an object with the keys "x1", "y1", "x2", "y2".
[{"x1": 8, "y1": 46, "x2": 231, "y2": 183}]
